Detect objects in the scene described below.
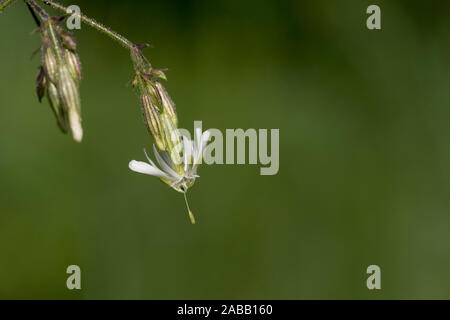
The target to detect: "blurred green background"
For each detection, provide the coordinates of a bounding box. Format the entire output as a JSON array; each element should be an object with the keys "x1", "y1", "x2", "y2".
[{"x1": 1, "y1": 0, "x2": 450, "y2": 299}]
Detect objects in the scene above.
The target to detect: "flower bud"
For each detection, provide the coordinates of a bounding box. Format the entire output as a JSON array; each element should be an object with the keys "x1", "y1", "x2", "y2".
[
  {"x1": 47, "y1": 82, "x2": 68, "y2": 133},
  {"x1": 150, "y1": 68, "x2": 167, "y2": 81},
  {"x1": 141, "y1": 94, "x2": 165, "y2": 150},
  {"x1": 130, "y1": 45, "x2": 184, "y2": 159},
  {"x1": 36, "y1": 66, "x2": 47, "y2": 102},
  {"x1": 36, "y1": 19, "x2": 84, "y2": 142},
  {"x1": 154, "y1": 82, "x2": 178, "y2": 127},
  {"x1": 60, "y1": 31, "x2": 77, "y2": 51},
  {"x1": 58, "y1": 66, "x2": 83, "y2": 142},
  {"x1": 144, "y1": 81, "x2": 162, "y2": 106},
  {"x1": 160, "y1": 112, "x2": 182, "y2": 166},
  {"x1": 43, "y1": 46, "x2": 58, "y2": 84},
  {"x1": 68, "y1": 107, "x2": 83, "y2": 143},
  {"x1": 65, "y1": 49, "x2": 82, "y2": 84}
]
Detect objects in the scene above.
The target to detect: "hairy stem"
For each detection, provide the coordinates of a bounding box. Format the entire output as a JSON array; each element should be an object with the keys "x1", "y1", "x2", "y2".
[
  {"x1": 26, "y1": 0, "x2": 49, "y2": 21},
  {"x1": 36, "y1": 0, "x2": 134, "y2": 49},
  {"x1": 0, "y1": 0, "x2": 16, "y2": 12},
  {"x1": 26, "y1": 1, "x2": 42, "y2": 26}
]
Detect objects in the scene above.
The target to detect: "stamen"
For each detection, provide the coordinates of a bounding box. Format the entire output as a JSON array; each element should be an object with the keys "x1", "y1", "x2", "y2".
[{"x1": 184, "y1": 192, "x2": 196, "y2": 225}]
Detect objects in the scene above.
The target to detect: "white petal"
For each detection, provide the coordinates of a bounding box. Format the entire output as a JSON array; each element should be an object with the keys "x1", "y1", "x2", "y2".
[
  {"x1": 193, "y1": 134, "x2": 201, "y2": 166},
  {"x1": 202, "y1": 130, "x2": 211, "y2": 142},
  {"x1": 194, "y1": 127, "x2": 203, "y2": 151},
  {"x1": 161, "y1": 151, "x2": 174, "y2": 168},
  {"x1": 69, "y1": 110, "x2": 83, "y2": 143},
  {"x1": 194, "y1": 130, "x2": 211, "y2": 166},
  {"x1": 129, "y1": 160, "x2": 170, "y2": 179},
  {"x1": 192, "y1": 149, "x2": 203, "y2": 174},
  {"x1": 182, "y1": 138, "x2": 194, "y2": 172},
  {"x1": 201, "y1": 130, "x2": 211, "y2": 151},
  {"x1": 153, "y1": 145, "x2": 181, "y2": 179},
  {"x1": 189, "y1": 130, "x2": 211, "y2": 176},
  {"x1": 143, "y1": 148, "x2": 157, "y2": 168}
]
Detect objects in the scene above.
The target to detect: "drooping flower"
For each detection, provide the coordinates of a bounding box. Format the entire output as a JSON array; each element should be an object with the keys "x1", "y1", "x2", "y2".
[
  {"x1": 129, "y1": 128, "x2": 211, "y2": 224},
  {"x1": 128, "y1": 44, "x2": 212, "y2": 224}
]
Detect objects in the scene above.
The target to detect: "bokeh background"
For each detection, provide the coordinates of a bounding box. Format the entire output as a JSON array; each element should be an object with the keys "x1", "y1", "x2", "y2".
[{"x1": 1, "y1": 0, "x2": 449, "y2": 299}]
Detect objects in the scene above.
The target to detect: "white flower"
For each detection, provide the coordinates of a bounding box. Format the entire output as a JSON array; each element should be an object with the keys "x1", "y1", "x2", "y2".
[{"x1": 129, "y1": 128, "x2": 211, "y2": 224}]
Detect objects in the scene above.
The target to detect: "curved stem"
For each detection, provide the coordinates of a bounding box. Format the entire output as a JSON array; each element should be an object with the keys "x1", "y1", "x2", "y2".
[
  {"x1": 36, "y1": 0, "x2": 134, "y2": 49},
  {"x1": 0, "y1": 0, "x2": 16, "y2": 12}
]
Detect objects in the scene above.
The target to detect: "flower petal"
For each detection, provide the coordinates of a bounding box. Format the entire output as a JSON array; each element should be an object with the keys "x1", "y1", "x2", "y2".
[
  {"x1": 129, "y1": 160, "x2": 170, "y2": 179},
  {"x1": 195, "y1": 127, "x2": 203, "y2": 152},
  {"x1": 201, "y1": 130, "x2": 211, "y2": 151},
  {"x1": 143, "y1": 148, "x2": 157, "y2": 168},
  {"x1": 153, "y1": 145, "x2": 181, "y2": 179},
  {"x1": 194, "y1": 130, "x2": 211, "y2": 166},
  {"x1": 182, "y1": 138, "x2": 194, "y2": 172},
  {"x1": 190, "y1": 130, "x2": 211, "y2": 175},
  {"x1": 193, "y1": 129, "x2": 202, "y2": 167}
]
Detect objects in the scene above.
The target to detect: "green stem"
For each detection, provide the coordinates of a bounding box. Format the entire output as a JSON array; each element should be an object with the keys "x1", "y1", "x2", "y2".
[
  {"x1": 36, "y1": 0, "x2": 134, "y2": 49},
  {"x1": 0, "y1": 0, "x2": 16, "y2": 12}
]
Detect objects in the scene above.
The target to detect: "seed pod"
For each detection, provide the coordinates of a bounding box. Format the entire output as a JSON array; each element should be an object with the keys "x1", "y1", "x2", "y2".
[{"x1": 141, "y1": 94, "x2": 165, "y2": 150}]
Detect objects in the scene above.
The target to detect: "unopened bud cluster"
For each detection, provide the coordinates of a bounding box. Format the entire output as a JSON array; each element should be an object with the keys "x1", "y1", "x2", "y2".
[
  {"x1": 130, "y1": 46, "x2": 184, "y2": 174},
  {"x1": 36, "y1": 18, "x2": 83, "y2": 142}
]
